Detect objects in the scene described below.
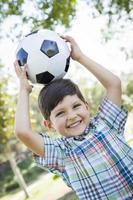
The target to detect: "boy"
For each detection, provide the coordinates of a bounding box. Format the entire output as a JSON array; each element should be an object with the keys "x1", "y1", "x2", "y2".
[{"x1": 14, "y1": 36, "x2": 133, "y2": 199}]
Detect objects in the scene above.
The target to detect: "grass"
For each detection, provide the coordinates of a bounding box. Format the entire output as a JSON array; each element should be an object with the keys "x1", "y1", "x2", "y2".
[
  {"x1": 0, "y1": 174, "x2": 57, "y2": 200},
  {"x1": 0, "y1": 173, "x2": 78, "y2": 200}
]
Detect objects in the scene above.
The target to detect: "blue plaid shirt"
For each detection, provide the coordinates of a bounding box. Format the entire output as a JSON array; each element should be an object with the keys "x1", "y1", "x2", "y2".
[{"x1": 34, "y1": 97, "x2": 133, "y2": 200}]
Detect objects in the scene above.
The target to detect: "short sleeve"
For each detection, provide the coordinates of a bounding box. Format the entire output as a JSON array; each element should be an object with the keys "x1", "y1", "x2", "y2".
[
  {"x1": 97, "y1": 96, "x2": 128, "y2": 134},
  {"x1": 33, "y1": 134, "x2": 65, "y2": 175}
]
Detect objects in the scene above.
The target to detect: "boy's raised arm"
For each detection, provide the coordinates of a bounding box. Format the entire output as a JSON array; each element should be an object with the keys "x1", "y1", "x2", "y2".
[
  {"x1": 14, "y1": 61, "x2": 44, "y2": 156},
  {"x1": 62, "y1": 36, "x2": 122, "y2": 106}
]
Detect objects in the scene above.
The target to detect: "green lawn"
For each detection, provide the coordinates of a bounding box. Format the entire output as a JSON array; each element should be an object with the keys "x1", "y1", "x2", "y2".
[
  {"x1": 0, "y1": 174, "x2": 54, "y2": 200},
  {"x1": 0, "y1": 173, "x2": 78, "y2": 200}
]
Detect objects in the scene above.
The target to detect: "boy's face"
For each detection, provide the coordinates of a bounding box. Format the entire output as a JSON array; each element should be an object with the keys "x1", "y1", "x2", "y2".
[{"x1": 44, "y1": 94, "x2": 90, "y2": 137}]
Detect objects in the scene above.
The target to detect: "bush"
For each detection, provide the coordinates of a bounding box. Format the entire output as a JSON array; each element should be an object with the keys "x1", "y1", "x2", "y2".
[
  {"x1": 0, "y1": 156, "x2": 45, "y2": 197},
  {"x1": 18, "y1": 157, "x2": 45, "y2": 183},
  {"x1": 58, "y1": 192, "x2": 79, "y2": 200},
  {"x1": 5, "y1": 182, "x2": 19, "y2": 192}
]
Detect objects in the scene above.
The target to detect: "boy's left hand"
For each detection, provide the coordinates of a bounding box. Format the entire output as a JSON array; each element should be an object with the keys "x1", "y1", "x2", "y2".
[{"x1": 60, "y1": 35, "x2": 84, "y2": 62}]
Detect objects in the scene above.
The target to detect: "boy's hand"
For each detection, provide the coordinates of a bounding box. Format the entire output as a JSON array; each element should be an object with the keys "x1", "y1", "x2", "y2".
[
  {"x1": 14, "y1": 61, "x2": 33, "y2": 93},
  {"x1": 61, "y1": 35, "x2": 84, "y2": 61}
]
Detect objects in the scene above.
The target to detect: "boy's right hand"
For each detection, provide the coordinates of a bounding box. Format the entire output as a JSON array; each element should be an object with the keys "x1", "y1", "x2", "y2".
[
  {"x1": 60, "y1": 35, "x2": 84, "y2": 62},
  {"x1": 14, "y1": 61, "x2": 33, "y2": 93}
]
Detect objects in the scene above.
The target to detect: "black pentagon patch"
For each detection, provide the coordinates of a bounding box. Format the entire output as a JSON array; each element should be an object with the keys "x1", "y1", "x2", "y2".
[
  {"x1": 25, "y1": 30, "x2": 38, "y2": 37},
  {"x1": 16, "y1": 48, "x2": 28, "y2": 66},
  {"x1": 65, "y1": 56, "x2": 70, "y2": 72},
  {"x1": 36, "y1": 71, "x2": 55, "y2": 84},
  {"x1": 40, "y1": 40, "x2": 59, "y2": 58}
]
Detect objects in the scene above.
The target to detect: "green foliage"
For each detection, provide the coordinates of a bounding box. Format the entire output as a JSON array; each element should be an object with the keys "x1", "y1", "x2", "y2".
[
  {"x1": 0, "y1": 0, "x2": 132, "y2": 47},
  {"x1": 58, "y1": 192, "x2": 79, "y2": 200},
  {"x1": 78, "y1": 78, "x2": 104, "y2": 116},
  {"x1": 0, "y1": 0, "x2": 24, "y2": 22},
  {"x1": 53, "y1": 174, "x2": 60, "y2": 180},
  {"x1": 29, "y1": 87, "x2": 45, "y2": 133},
  {"x1": 86, "y1": 0, "x2": 133, "y2": 23},
  {"x1": 0, "y1": 0, "x2": 132, "y2": 40},
  {"x1": 0, "y1": 156, "x2": 44, "y2": 196},
  {"x1": 0, "y1": 0, "x2": 132, "y2": 26},
  {"x1": 77, "y1": 75, "x2": 133, "y2": 116},
  {"x1": 0, "y1": 0, "x2": 77, "y2": 30},
  {"x1": 5, "y1": 181, "x2": 19, "y2": 193},
  {"x1": 31, "y1": 0, "x2": 77, "y2": 30},
  {"x1": 0, "y1": 65, "x2": 43, "y2": 158},
  {"x1": 122, "y1": 76, "x2": 133, "y2": 112},
  {"x1": 0, "y1": 66, "x2": 15, "y2": 153},
  {"x1": 85, "y1": 0, "x2": 133, "y2": 41},
  {"x1": 125, "y1": 79, "x2": 133, "y2": 96},
  {"x1": 18, "y1": 157, "x2": 45, "y2": 182}
]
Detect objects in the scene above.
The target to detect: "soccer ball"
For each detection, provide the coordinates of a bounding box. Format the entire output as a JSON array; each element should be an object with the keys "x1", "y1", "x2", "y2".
[{"x1": 16, "y1": 29, "x2": 70, "y2": 84}]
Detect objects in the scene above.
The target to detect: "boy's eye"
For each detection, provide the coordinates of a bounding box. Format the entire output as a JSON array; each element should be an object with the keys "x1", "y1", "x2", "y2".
[
  {"x1": 55, "y1": 111, "x2": 64, "y2": 117},
  {"x1": 73, "y1": 103, "x2": 81, "y2": 108}
]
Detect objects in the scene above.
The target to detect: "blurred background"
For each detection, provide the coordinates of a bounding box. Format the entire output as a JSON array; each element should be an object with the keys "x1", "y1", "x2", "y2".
[{"x1": 0, "y1": 0, "x2": 133, "y2": 200}]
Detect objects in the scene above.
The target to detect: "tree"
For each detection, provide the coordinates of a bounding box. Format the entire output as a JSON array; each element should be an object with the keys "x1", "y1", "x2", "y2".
[
  {"x1": 75, "y1": 76, "x2": 104, "y2": 116},
  {"x1": 0, "y1": 71, "x2": 14, "y2": 157},
  {"x1": 0, "y1": 0, "x2": 132, "y2": 25},
  {"x1": 122, "y1": 75, "x2": 133, "y2": 112},
  {"x1": 0, "y1": 0, "x2": 77, "y2": 27},
  {"x1": 0, "y1": 0, "x2": 132, "y2": 41},
  {"x1": 0, "y1": 0, "x2": 132, "y2": 29},
  {"x1": 86, "y1": 0, "x2": 133, "y2": 23},
  {"x1": 0, "y1": 64, "x2": 30, "y2": 197},
  {"x1": 76, "y1": 73, "x2": 133, "y2": 115},
  {"x1": 0, "y1": 0, "x2": 77, "y2": 40}
]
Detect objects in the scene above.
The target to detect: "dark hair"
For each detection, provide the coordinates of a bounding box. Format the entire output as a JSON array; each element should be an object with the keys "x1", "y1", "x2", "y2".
[{"x1": 38, "y1": 78, "x2": 85, "y2": 120}]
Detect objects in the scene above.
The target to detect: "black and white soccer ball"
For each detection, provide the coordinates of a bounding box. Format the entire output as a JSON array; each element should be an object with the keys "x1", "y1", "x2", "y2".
[{"x1": 16, "y1": 29, "x2": 70, "y2": 84}]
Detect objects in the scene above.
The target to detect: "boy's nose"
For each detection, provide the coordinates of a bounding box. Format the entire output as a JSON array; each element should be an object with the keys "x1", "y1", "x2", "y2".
[{"x1": 67, "y1": 111, "x2": 77, "y2": 120}]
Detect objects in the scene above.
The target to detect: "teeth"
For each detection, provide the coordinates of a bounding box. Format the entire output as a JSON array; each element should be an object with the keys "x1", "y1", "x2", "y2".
[{"x1": 68, "y1": 121, "x2": 81, "y2": 128}]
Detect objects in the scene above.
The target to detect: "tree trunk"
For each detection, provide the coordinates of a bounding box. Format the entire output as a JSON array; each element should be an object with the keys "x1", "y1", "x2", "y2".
[{"x1": 6, "y1": 150, "x2": 30, "y2": 198}]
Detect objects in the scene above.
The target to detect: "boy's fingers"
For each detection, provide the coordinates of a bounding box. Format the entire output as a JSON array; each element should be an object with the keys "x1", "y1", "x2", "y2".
[
  {"x1": 14, "y1": 60, "x2": 18, "y2": 66},
  {"x1": 14, "y1": 61, "x2": 20, "y2": 74},
  {"x1": 62, "y1": 35, "x2": 73, "y2": 41},
  {"x1": 59, "y1": 34, "x2": 65, "y2": 39},
  {"x1": 14, "y1": 61, "x2": 18, "y2": 71},
  {"x1": 14, "y1": 60, "x2": 21, "y2": 68},
  {"x1": 25, "y1": 64, "x2": 29, "y2": 78},
  {"x1": 24, "y1": 64, "x2": 28, "y2": 71},
  {"x1": 59, "y1": 34, "x2": 72, "y2": 42},
  {"x1": 14, "y1": 60, "x2": 28, "y2": 78},
  {"x1": 14, "y1": 61, "x2": 28, "y2": 80},
  {"x1": 14, "y1": 60, "x2": 20, "y2": 69}
]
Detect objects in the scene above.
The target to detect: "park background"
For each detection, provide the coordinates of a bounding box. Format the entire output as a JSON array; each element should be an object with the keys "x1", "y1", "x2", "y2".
[{"x1": 0, "y1": 0, "x2": 133, "y2": 200}]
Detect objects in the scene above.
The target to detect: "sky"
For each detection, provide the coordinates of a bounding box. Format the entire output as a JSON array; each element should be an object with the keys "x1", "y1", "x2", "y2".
[{"x1": 67, "y1": 2, "x2": 133, "y2": 76}]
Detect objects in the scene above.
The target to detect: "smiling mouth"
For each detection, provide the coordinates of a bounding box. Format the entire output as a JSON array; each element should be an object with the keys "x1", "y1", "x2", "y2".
[{"x1": 67, "y1": 120, "x2": 82, "y2": 128}]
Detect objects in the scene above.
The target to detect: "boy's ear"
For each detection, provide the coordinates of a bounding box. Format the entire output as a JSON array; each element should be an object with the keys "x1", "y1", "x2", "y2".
[
  {"x1": 85, "y1": 101, "x2": 91, "y2": 110},
  {"x1": 43, "y1": 120, "x2": 55, "y2": 131}
]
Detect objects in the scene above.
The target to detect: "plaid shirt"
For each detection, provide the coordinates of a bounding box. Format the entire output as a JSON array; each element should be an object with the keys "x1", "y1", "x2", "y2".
[{"x1": 34, "y1": 97, "x2": 133, "y2": 200}]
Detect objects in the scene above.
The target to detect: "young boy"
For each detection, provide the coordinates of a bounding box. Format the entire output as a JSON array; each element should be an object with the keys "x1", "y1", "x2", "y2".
[{"x1": 14, "y1": 36, "x2": 133, "y2": 200}]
